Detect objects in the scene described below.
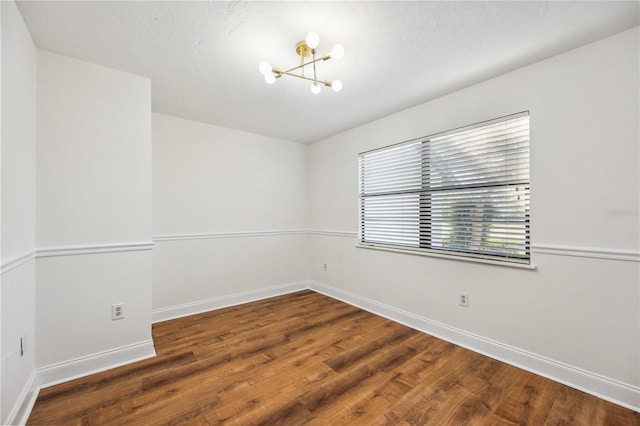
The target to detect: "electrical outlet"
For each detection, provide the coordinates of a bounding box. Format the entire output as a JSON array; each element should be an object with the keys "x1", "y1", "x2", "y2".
[
  {"x1": 458, "y1": 292, "x2": 469, "y2": 307},
  {"x1": 323, "y1": 263, "x2": 328, "y2": 271},
  {"x1": 112, "y1": 303, "x2": 125, "y2": 320}
]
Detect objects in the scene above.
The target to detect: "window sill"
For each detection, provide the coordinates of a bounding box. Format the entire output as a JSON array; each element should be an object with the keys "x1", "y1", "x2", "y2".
[{"x1": 356, "y1": 243, "x2": 537, "y2": 270}]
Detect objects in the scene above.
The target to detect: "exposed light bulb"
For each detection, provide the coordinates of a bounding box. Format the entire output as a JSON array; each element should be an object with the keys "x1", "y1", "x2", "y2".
[
  {"x1": 306, "y1": 32, "x2": 320, "y2": 49},
  {"x1": 331, "y1": 80, "x2": 343, "y2": 92},
  {"x1": 258, "y1": 60, "x2": 272, "y2": 75},
  {"x1": 264, "y1": 73, "x2": 276, "y2": 84},
  {"x1": 330, "y1": 44, "x2": 344, "y2": 60},
  {"x1": 310, "y1": 82, "x2": 322, "y2": 94}
]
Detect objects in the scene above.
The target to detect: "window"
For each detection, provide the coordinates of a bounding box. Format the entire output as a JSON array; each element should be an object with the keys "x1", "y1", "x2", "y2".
[{"x1": 358, "y1": 112, "x2": 530, "y2": 264}]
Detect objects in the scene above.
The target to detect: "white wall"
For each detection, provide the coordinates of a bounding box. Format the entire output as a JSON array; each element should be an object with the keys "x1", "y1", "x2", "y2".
[
  {"x1": 35, "y1": 51, "x2": 154, "y2": 371},
  {"x1": 152, "y1": 113, "x2": 308, "y2": 317},
  {"x1": 36, "y1": 53, "x2": 151, "y2": 247},
  {"x1": 0, "y1": 0, "x2": 37, "y2": 423},
  {"x1": 308, "y1": 26, "x2": 639, "y2": 406}
]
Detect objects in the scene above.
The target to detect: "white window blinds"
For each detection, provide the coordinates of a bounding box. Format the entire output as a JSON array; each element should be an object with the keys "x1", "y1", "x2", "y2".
[{"x1": 358, "y1": 112, "x2": 530, "y2": 264}]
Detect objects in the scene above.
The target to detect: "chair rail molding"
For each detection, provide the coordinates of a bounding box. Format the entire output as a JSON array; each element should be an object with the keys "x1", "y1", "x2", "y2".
[
  {"x1": 36, "y1": 241, "x2": 154, "y2": 258},
  {"x1": 152, "y1": 229, "x2": 308, "y2": 242},
  {"x1": 1, "y1": 250, "x2": 37, "y2": 275}
]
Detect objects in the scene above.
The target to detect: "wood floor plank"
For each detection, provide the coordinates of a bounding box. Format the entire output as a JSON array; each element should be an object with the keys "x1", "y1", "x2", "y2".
[
  {"x1": 27, "y1": 291, "x2": 639, "y2": 425},
  {"x1": 304, "y1": 377, "x2": 393, "y2": 425}
]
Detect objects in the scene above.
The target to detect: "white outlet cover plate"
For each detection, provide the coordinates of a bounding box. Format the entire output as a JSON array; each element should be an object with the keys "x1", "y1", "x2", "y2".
[
  {"x1": 458, "y1": 292, "x2": 469, "y2": 307},
  {"x1": 112, "y1": 303, "x2": 125, "y2": 320}
]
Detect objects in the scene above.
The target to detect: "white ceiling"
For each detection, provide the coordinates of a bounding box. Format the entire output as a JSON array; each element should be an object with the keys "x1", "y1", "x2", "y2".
[{"x1": 16, "y1": 1, "x2": 640, "y2": 144}]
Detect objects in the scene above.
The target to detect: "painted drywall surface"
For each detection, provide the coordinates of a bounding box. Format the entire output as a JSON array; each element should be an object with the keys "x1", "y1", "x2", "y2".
[
  {"x1": 35, "y1": 51, "x2": 152, "y2": 368},
  {"x1": 0, "y1": 1, "x2": 37, "y2": 422},
  {"x1": 153, "y1": 236, "x2": 308, "y2": 309},
  {"x1": 36, "y1": 50, "x2": 152, "y2": 247},
  {"x1": 1, "y1": 266, "x2": 35, "y2": 421},
  {"x1": 152, "y1": 113, "x2": 309, "y2": 311},
  {"x1": 308, "y1": 27, "x2": 639, "y2": 387},
  {"x1": 153, "y1": 113, "x2": 308, "y2": 234},
  {"x1": 1, "y1": 1, "x2": 36, "y2": 259},
  {"x1": 35, "y1": 252, "x2": 152, "y2": 367}
]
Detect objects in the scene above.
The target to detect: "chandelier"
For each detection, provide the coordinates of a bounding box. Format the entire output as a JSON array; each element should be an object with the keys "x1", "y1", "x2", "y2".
[{"x1": 258, "y1": 32, "x2": 344, "y2": 94}]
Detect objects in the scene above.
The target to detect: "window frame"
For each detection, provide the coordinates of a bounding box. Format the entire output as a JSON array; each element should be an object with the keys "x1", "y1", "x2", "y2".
[{"x1": 357, "y1": 112, "x2": 532, "y2": 268}]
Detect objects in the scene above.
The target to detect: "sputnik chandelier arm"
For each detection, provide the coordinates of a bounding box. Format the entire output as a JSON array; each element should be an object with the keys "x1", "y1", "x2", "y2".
[{"x1": 258, "y1": 32, "x2": 344, "y2": 94}]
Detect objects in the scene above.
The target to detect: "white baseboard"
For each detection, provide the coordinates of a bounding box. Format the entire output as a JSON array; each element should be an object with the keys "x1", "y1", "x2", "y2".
[
  {"x1": 151, "y1": 281, "x2": 309, "y2": 323},
  {"x1": 4, "y1": 371, "x2": 38, "y2": 426},
  {"x1": 308, "y1": 281, "x2": 640, "y2": 412},
  {"x1": 37, "y1": 339, "x2": 156, "y2": 390}
]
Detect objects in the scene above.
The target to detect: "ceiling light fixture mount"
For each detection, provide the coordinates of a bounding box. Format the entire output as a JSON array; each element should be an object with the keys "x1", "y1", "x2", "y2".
[{"x1": 259, "y1": 32, "x2": 344, "y2": 94}]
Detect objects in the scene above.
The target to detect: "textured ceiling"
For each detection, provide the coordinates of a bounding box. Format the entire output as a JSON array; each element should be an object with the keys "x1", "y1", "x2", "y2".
[{"x1": 16, "y1": 1, "x2": 640, "y2": 144}]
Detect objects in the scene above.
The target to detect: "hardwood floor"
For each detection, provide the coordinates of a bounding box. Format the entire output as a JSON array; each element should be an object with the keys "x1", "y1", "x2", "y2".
[{"x1": 28, "y1": 290, "x2": 638, "y2": 425}]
